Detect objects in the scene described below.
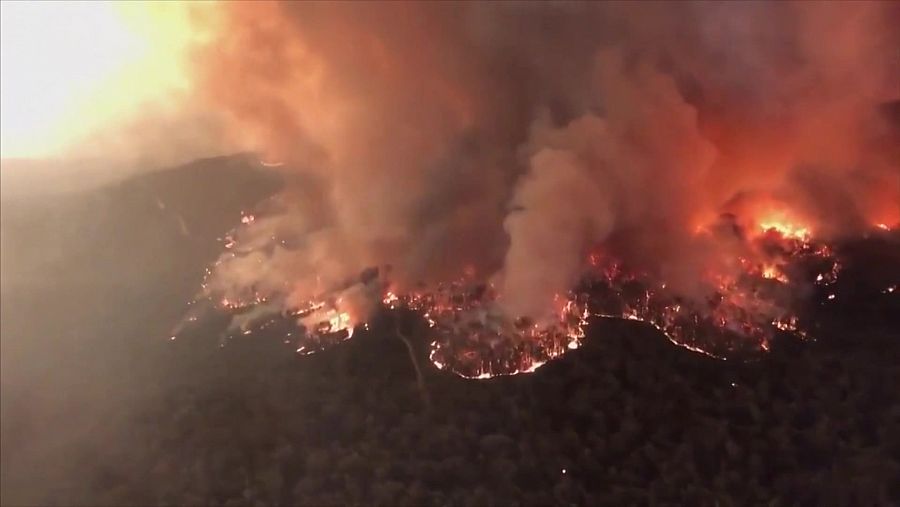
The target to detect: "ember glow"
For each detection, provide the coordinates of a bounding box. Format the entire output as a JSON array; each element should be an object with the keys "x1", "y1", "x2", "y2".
[
  {"x1": 402, "y1": 216, "x2": 841, "y2": 375},
  {"x1": 288, "y1": 301, "x2": 355, "y2": 354},
  {"x1": 388, "y1": 282, "x2": 590, "y2": 379},
  {"x1": 210, "y1": 291, "x2": 358, "y2": 357},
  {"x1": 169, "y1": 205, "x2": 380, "y2": 355}
]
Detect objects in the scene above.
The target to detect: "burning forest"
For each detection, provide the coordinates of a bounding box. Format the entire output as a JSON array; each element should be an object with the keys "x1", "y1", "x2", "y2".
[
  {"x1": 174, "y1": 202, "x2": 895, "y2": 380},
  {"x1": 161, "y1": 2, "x2": 899, "y2": 381}
]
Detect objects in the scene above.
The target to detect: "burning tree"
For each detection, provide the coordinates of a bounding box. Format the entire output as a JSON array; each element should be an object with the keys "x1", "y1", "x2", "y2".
[{"x1": 171, "y1": 200, "x2": 888, "y2": 384}]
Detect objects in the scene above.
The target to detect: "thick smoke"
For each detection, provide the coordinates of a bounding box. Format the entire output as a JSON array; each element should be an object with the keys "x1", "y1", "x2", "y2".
[{"x1": 192, "y1": 1, "x2": 899, "y2": 323}]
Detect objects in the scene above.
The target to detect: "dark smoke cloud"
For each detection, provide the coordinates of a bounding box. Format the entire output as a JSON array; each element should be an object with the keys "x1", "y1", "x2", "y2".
[{"x1": 193, "y1": 1, "x2": 900, "y2": 322}]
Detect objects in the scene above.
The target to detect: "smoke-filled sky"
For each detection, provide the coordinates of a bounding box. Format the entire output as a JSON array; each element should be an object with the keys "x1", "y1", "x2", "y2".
[{"x1": 3, "y1": 1, "x2": 898, "y2": 322}]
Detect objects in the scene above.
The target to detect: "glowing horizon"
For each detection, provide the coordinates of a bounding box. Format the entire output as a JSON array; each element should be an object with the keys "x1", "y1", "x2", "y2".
[{"x1": 0, "y1": 1, "x2": 200, "y2": 160}]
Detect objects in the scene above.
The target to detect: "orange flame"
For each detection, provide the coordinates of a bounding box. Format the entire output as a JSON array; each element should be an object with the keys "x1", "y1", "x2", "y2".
[{"x1": 756, "y1": 218, "x2": 812, "y2": 241}]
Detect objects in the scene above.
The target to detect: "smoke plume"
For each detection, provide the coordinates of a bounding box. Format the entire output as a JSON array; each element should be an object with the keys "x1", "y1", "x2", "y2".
[{"x1": 191, "y1": 1, "x2": 899, "y2": 323}]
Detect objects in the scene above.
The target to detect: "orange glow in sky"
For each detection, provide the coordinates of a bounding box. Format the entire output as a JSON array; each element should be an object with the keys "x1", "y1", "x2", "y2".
[{"x1": 0, "y1": 1, "x2": 204, "y2": 159}]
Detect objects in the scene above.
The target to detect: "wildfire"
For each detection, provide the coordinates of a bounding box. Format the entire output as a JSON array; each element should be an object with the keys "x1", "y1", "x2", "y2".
[
  {"x1": 757, "y1": 220, "x2": 812, "y2": 241},
  {"x1": 760, "y1": 263, "x2": 789, "y2": 283},
  {"x1": 413, "y1": 284, "x2": 590, "y2": 379},
  {"x1": 172, "y1": 209, "x2": 366, "y2": 354},
  {"x1": 292, "y1": 304, "x2": 355, "y2": 354},
  {"x1": 586, "y1": 214, "x2": 838, "y2": 358},
  {"x1": 174, "y1": 203, "x2": 845, "y2": 381},
  {"x1": 403, "y1": 240, "x2": 818, "y2": 376},
  {"x1": 743, "y1": 205, "x2": 816, "y2": 242},
  {"x1": 382, "y1": 291, "x2": 400, "y2": 308}
]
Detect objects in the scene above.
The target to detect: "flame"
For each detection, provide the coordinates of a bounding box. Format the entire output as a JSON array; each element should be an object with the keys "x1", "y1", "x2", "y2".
[
  {"x1": 391, "y1": 281, "x2": 590, "y2": 379},
  {"x1": 757, "y1": 219, "x2": 812, "y2": 241},
  {"x1": 323, "y1": 309, "x2": 354, "y2": 338},
  {"x1": 760, "y1": 263, "x2": 789, "y2": 283},
  {"x1": 185, "y1": 229, "x2": 838, "y2": 378},
  {"x1": 382, "y1": 291, "x2": 399, "y2": 308},
  {"x1": 387, "y1": 216, "x2": 834, "y2": 379},
  {"x1": 176, "y1": 204, "x2": 844, "y2": 380}
]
